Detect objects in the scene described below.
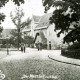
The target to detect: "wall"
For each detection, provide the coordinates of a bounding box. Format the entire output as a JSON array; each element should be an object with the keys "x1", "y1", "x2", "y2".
[
  {"x1": 47, "y1": 24, "x2": 64, "y2": 50},
  {"x1": 34, "y1": 28, "x2": 47, "y2": 49},
  {"x1": 30, "y1": 18, "x2": 39, "y2": 38}
]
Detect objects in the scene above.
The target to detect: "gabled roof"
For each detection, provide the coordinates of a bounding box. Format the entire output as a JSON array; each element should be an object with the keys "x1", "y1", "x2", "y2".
[
  {"x1": 33, "y1": 15, "x2": 41, "y2": 23},
  {"x1": 34, "y1": 32, "x2": 47, "y2": 44},
  {"x1": 22, "y1": 15, "x2": 41, "y2": 32},
  {"x1": 24, "y1": 25, "x2": 31, "y2": 30},
  {"x1": 35, "y1": 13, "x2": 53, "y2": 29},
  {"x1": 22, "y1": 13, "x2": 53, "y2": 32},
  {"x1": 22, "y1": 25, "x2": 31, "y2": 32}
]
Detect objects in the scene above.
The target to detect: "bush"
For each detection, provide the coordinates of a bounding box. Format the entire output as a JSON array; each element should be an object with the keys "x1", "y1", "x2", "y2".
[
  {"x1": 1, "y1": 44, "x2": 6, "y2": 48},
  {"x1": 61, "y1": 42, "x2": 80, "y2": 59},
  {"x1": 42, "y1": 44, "x2": 47, "y2": 49},
  {"x1": 67, "y1": 42, "x2": 80, "y2": 49},
  {"x1": 61, "y1": 48, "x2": 80, "y2": 59},
  {"x1": 24, "y1": 36, "x2": 34, "y2": 45}
]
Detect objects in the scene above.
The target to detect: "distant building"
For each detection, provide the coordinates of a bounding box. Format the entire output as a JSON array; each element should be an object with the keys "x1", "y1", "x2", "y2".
[
  {"x1": 1, "y1": 29, "x2": 12, "y2": 39},
  {"x1": 22, "y1": 13, "x2": 64, "y2": 49},
  {"x1": 0, "y1": 29, "x2": 13, "y2": 48}
]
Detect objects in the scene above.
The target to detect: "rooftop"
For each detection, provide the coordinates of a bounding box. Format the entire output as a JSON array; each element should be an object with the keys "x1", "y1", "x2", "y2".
[
  {"x1": 33, "y1": 15, "x2": 41, "y2": 23},
  {"x1": 35, "y1": 13, "x2": 53, "y2": 29}
]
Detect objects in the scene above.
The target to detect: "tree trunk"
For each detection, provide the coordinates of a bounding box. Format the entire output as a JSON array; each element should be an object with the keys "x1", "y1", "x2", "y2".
[{"x1": 18, "y1": 28, "x2": 20, "y2": 50}]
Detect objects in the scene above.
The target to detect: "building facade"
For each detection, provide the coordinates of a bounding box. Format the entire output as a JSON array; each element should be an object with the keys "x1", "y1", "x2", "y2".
[{"x1": 22, "y1": 13, "x2": 64, "y2": 49}]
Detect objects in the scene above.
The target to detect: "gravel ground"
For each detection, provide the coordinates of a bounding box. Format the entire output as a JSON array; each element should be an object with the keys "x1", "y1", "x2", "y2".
[{"x1": 0, "y1": 48, "x2": 80, "y2": 80}]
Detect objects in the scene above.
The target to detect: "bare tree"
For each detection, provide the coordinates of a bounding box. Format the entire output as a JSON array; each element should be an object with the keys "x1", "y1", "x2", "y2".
[{"x1": 10, "y1": 7, "x2": 31, "y2": 50}]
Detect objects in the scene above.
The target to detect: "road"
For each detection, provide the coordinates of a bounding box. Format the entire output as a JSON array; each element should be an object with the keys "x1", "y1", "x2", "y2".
[{"x1": 0, "y1": 48, "x2": 80, "y2": 80}]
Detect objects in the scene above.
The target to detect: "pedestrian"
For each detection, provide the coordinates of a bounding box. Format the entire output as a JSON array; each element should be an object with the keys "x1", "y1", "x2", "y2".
[
  {"x1": 35, "y1": 33, "x2": 42, "y2": 51},
  {"x1": 40, "y1": 43, "x2": 42, "y2": 50},
  {"x1": 23, "y1": 44, "x2": 26, "y2": 53},
  {"x1": 21, "y1": 43, "x2": 23, "y2": 52},
  {"x1": 49, "y1": 41, "x2": 51, "y2": 50}
]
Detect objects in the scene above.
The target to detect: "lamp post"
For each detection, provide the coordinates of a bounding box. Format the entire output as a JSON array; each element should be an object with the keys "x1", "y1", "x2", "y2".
[{"x1": 6, "y1": 36, "x2": 9, "y2": 55}]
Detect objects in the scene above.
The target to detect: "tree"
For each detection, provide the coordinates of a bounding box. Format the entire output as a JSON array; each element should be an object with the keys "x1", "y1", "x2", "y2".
[
  {"x1": 10, "y1": 8, "x2": 31, "y2": 49},
  {"x1": 10, "y1": 30, "x2": 34, "y2": 48},
  {"x1": 24, "y1": 36, "x2": 34, "y2": 46},
  {"x1": 43, "y1": 0, "x2": 80, "y2": 44},
  {"x1": 0, "y1": 0, "x2": 24, "y2": 33},
  {"x1": 10, "y1": 29, "x2": 22, "y2": 48},
  {"x1": 0, "y1": 13, "x2": 5, "y2": 33},
  {"x1": 0, "y1": 0, "x2": 24, "y2": 7}
]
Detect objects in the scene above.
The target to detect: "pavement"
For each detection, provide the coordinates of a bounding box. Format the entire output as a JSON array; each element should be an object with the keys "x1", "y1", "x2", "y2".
[
  {"x1": 48, "y1": 50, "x2": 80, "y2": 66},
  {"x1": 1, "y1": 48, "x2": 80, "y2": 80},
  {"x1": 1, "y1": 48, "x2": 80, "y2": 66}
]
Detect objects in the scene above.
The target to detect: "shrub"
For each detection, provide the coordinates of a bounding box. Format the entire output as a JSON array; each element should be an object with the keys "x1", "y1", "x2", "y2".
[
  {"x1": 61, "y1": 42, "x2": 80, "y2": 59},
  {"x1": 42, "y1": 44, "x2": 47, "y2": 49},
  {"x1": 24, "y1": 36, "x2": 34, "y2": 44},
  {"x1": 1, "y1": 44, "x2": 6, "y2": 48},
  {"x1": 67, "y1": 42, "x2": 80, "y2": 49}
]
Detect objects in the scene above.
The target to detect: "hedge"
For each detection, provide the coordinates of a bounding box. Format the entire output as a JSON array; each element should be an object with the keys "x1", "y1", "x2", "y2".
[{"x1": 61, "y1": 48, "x2": 80, "y2": 59}]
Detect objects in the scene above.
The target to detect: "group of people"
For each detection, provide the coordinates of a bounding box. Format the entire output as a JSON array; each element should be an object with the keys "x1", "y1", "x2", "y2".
[
  {"x1": 37, "y1": 43, "x2": 42, "y2": 51},
  {"x1": 20, "y1": 33, "x2": 42, "y2": 52},
  {"x1": 21, "y1": 43, "x2": 25, "y2": 53},
  {"x1": 35, "y1": 33, "x2": 42, "y2": 51}
]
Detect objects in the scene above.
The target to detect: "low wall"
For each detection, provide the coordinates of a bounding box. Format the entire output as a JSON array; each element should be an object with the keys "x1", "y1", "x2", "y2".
[{"x1": 61, "y1": 48, "x2": 80, "y2": 59}]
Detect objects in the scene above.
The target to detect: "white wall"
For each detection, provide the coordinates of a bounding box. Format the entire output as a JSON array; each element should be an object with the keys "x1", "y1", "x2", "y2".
[
  {"x1": 30, "y1": 18, "x2": 39, "y2": 37},
  {"x1": 47, "y1": 24, "x2": 64, "y2": 49}
]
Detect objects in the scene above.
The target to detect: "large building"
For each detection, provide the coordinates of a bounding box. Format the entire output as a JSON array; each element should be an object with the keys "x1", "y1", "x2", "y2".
[{"x1": 22, "y1": 13, "x2": 64, "y2": 49}]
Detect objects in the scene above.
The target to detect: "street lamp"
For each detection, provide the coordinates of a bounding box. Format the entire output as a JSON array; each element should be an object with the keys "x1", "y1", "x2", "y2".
[{"x1": 6, "y1": 36, "x2": 9, "y2": 55}]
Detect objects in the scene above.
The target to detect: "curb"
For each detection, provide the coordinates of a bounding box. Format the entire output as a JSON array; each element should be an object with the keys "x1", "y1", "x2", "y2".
[{"x1": 48, "y1": 55, "x2": 80, "y2": 66}]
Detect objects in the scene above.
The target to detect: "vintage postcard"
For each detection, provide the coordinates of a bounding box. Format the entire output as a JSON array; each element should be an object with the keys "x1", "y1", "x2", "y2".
[{"x1": 0, "y1": 0, "x2": 80, "y2": 80}]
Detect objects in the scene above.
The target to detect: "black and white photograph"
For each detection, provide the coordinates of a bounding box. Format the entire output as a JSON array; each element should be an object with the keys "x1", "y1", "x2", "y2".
[{"x1": 0, "y1": 0, "x2": 80, "y2": 80}]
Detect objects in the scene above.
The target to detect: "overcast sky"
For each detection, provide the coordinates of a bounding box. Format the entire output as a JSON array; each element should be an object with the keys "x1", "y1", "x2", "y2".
[{"x1": 0, "y1": 0, "x2": 53, "y2": 29}]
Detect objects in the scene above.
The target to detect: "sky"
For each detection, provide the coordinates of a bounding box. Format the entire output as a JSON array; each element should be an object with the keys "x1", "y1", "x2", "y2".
[{"x1": 0, "y1": 0, "x2": 53, "y2": 29}]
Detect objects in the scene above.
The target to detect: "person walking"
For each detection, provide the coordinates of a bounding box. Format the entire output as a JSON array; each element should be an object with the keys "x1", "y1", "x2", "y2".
[
  {"x1": 21, "y1": 43, "x2": 23, "y2": 53},
  {"x1": 35, "y1": 33, "x2": 42, "y2": 51},
  {"x1": 23, "y1": 44, "x2": 26, "y2": 53}
]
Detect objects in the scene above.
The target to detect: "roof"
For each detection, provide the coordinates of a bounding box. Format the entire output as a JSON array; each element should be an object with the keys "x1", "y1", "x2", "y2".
[
  {"x1": 34, "y1": 32, "x2": 47, "y2": 44},
  {"x1": 22, "y1": 13, "x2": 53, "y2": 32},
  {"x1": 35, "y1": 13, "x2": 53, "y2": 29},
  {"x1": 33, "y1": 15, "x2": 41, "y2": 23},
  {"x1": 23, "y1": 25, "x2": 31, "y2": 30},
  {"x1": 22, "y1": 29, "x2": 31, "y2": 32},
  {"x1": 22, "y1": 15, "x2": 41, "y2": 32},
  {"x1": 22, "y1": 25, "x2": 31, "y2": 33}
]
